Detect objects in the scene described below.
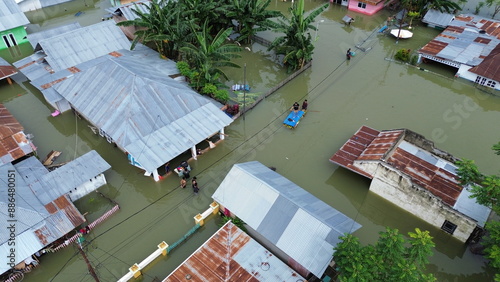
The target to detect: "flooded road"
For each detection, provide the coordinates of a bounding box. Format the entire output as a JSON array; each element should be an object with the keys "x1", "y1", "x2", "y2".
[{"x1": 1, "y1": 1, "x2": 498, "y2": 281}]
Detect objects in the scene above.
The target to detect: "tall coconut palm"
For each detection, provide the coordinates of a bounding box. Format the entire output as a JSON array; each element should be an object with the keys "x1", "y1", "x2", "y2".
[
  {"x1": 226, "y1": 0, "x2": 283, "y2": 44},
  {"x1": 180, "y1": 21, "x2": 242, "y2": 90},
  {"x1": 268, "y1": 0, "x2": 328, "y2": 71}
]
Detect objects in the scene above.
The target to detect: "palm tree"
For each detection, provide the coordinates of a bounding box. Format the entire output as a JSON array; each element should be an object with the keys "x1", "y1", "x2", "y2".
[
  {"x1": 180, "y1": 21, "x2": 242, "y2": 90},
  {"x1": 268, "y1": 0, "x2": 328, "y2": 71},
  {"x1": 226, "y1": 0, "x2": 283, "y2": 44}
]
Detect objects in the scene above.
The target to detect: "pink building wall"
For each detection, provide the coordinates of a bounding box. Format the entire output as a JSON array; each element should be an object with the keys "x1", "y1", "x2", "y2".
[{"x1": 348, "y1": 0, "x2": 384, "y2": 15}]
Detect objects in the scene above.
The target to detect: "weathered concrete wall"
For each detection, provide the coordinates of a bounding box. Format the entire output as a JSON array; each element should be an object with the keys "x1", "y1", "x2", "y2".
[
  {"x1": 67, "y1": 173, "x2": 107, "y2": 202},
  {"x1": 353, "y1": 161, "x2": 379, "y2": 177},
  {"x1": 368, "y1": 164, "x2": 477, "y2": 243}
]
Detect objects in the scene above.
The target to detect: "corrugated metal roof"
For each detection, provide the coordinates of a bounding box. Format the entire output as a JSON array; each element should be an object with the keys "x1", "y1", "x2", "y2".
[
  {"x1": 35, "y1": 20, "x2": 131, "y2": 72},
  {"x1": 0, "y1": 159, "x2": 86, "y2": 275},
  {"x1": 0, "y1": 57, "x2": 17, "y2": 80},
  {"x1": 454, "y1": 187, "x2": 490, "y2": 227},
  {"x1": 329, "y1": 125, "x2": 381, "y2": 178},
  {"x1": 422, "y1": 9, "x2": 455, "y2": 29},
  {"x1": 0, "y1": 0, "x2": 30, "y2": 31},
  {"x1": 51, "y1": 49, "x2": 232, "y2": 172},
  {"x1": 212, "y1": 161, "x2": 362, "y2": 278},
  {"x1": 15, "y1": 151, "x2": 111, "y2": 205},
  {"x1": 419, "y1": 14, "x2": 500, "y2": 67},
  {"x1": 165, "y1": 221, "x2": 305, "y2": 281},
  {"x1": 27, "y1": 22, "x2": 81, "y2": 48},
  {"x1": 469, "y1": 43, "x2": 500, "y2": 82},
  {"x1": 0, "y1": 104, "x2": 34, "y2": 165},
  {"x1": 107, "y1": 0, "x2": 151, "y2": 21},
  {"x1": 330, "y1": 126, "x2": 491, "y2": 227}
]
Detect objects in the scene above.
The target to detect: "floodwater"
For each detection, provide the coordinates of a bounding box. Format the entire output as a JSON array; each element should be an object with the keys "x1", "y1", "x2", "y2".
[{"x1": 1, "y1": 0, "x2": 498, "y2": 281}]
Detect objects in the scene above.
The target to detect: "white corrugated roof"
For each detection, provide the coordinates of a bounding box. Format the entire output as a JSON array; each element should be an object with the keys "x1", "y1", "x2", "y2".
[
  {"x1": 35, "y1": 20, "x2": 131, "y2": 72},
  {"x1": 0, "y1": 0, "x2": 30, "y2": 31},
  {"x1": 51, "y1": 49, "x2": 233, "y2": 172},
  {"x1": 212, "y1": 161, "x2": 362, "y2": 278}
]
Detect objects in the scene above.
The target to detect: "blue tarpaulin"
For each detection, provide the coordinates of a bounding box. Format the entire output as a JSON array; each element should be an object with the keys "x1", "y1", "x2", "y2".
[{"x1": 283, "y1": 110, "x2": 305, "y2": 128}]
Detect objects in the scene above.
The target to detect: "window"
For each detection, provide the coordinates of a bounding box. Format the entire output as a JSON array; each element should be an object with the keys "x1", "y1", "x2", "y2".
[
  {"x1": 2, "y1": 35, "x2": 11, "y2": 48},
  {"x1": 441, "y1": 220, "x2": 457, "y2": 234},
  {"x1": 358, "y1": 2, "x2": 367, "y2": 8},
  {"x1": 8, "y1": 33, "x2": 17, "y2": 46},
  {"x1": 487, "y1": 80, "x2": 496, "y2": 88}
]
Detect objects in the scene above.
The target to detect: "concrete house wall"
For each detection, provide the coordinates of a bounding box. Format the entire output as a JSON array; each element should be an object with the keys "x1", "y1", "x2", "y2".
[
  {"x1": 348, "y1": 0, "x2": 384, "y2": 15},
  {"x1": 66, "y1": 174, "x2": 107, "y2": 202},
  {"x1": 0, "y1": 26, "x2": 28, "y2": 50},
  {"x1": 361, "y1": 163, "x2": 478, "y2": 242}
]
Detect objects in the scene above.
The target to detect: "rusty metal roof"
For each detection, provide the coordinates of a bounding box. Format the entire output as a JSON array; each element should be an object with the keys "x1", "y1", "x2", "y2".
[
  {"x1": 0, "y1": 159, "x2": 85, "y2": 275},
  {"x1": 0, "y1": 57, "x2": 17, "y2": 80},
  {"x1": 0, "y1": 104, "x2": 34, "y2": 164},
  {"x1": 329, "y1": 125, "x2": 382, "y2": 178},
  {"x1": 469, "y1": 43, "x2": 500, "y2": 82},
  {"x1": 212, "y1": 161, "x2": 361, "y2": 278},
  {"x1": 419, "y1": 14, "x2": 500, "y2": 67},
  {"x1": 330, "y1": 126, "x2": 491, "y2": 226},
  {"x1": 165, "y1": 221, "x2": 305, "y2": 281}
]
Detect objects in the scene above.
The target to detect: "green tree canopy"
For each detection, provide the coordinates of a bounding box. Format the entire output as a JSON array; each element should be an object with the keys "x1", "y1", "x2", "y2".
[
  {"x1": 334, "y1": 227, "x2": 436, "y2": 282},
  {"x1": 180, "y1": 20, "x2": 241, "y2": 90},
  {"x1": 268, "y1": 0, "x2": 328, "y2": 71},
  {"x1": 225, "y1": 0, "x2": 282, "y2": 44},
  {"x1": 456, "y1": 147, "x2": 500, "y2": 281}
]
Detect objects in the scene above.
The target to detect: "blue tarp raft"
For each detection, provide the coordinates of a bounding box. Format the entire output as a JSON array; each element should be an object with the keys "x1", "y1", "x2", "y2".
[{"x1": 283, "y1": 110, "x2": 306, "y2": 128}]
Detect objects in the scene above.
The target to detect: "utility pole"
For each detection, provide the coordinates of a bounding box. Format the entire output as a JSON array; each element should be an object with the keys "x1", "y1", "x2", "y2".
[
  {"x1": 77, "y1": 238, "x2": 100, "y2": 282},
  {"x1": 243, "y1": 63, "x2": 247, "y2": 120}
]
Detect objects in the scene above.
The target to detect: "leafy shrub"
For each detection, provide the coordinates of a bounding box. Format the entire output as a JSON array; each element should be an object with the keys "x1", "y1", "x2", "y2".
[
  {"x1": 201, "y1": 83, "x2": 217, "y2": 96},
  {"x1": 215, "y1": 89, "x2": 229, "y2": 103},
  {"x1": 395, "y1": 48, "x2": 411, "y2": 63},
  {"x1": 410, "y1": 55, "x2": 418, "y2": 65}
]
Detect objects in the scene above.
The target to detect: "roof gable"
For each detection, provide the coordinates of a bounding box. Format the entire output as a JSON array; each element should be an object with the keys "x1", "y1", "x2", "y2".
[
  {"x1": 36, "y1": 20, "x2": 131, "y2": 72},
  {"x1": 212, "y1": 161, "x2": 361, "y2": 278}
]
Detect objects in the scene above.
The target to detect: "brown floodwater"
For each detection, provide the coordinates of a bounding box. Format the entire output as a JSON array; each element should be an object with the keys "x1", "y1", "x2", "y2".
[{"x1": 0, "y1": 0, "x2": 498, "y2": 281}]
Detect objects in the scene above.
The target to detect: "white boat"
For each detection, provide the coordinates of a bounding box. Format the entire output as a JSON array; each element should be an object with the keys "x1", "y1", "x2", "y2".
[{"x1": 390, "y1": 29, "x2": 413, "y2": 39}]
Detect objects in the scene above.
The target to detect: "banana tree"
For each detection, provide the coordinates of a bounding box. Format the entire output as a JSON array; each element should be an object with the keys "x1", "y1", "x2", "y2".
[
  {"x1": 180, "y1": 20, "x2": 242, "y2": 90},
  {"x1": 268, "y1": 0, "x2": 328, "y2": 71}
]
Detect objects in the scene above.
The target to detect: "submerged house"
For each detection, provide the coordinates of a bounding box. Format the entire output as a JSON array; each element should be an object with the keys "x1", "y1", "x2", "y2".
[
  {"x1": 330, "y1": 126, "x2": 491, "y2": 243},
  {"x1": 0, "y1": 104, "x2": 35, "y2": 164},
  {"x1": 0, "y1": 0, "x2": 30, "y2": 50},
  {"x1": 422, "y1": 9, "x2": 455, "y2": 29},
  {"x1": 212, "y1": 161, "x2": 362, "y2": 280},
  {"x1": 347, "y1": 0, "x2": 386, "y2": 15},
  {"x1": 0, "y1": 58, "x2": 18, "y2": 85},
  {"x1": 164, "y1": 221, "x2": 305, "y2": 281},
  {"x1": 0, "y1": 150, "x2": 111, "y2": 276},
  {"x1": 418, "y1": 14, "x2": 500, "y2": 91},
  {"x1": 14, "y1": 21, "x2": 233, "y2": 181}
]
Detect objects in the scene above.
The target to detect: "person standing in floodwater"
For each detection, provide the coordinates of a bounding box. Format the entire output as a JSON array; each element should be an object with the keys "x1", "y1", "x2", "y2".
[
  {"x1": 180, "y1": 177, "x2": 187, "y2": 189},
  {"x1": 346, "y1": 48, "x2": 352, "y2": 60},
  {"x1": 192, "y1": 177, "x2": 199, "y2": 194},
  {"x1": 301, "y1": 100, "x2": 308, "y2": 111}
]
